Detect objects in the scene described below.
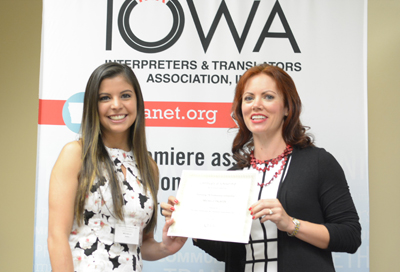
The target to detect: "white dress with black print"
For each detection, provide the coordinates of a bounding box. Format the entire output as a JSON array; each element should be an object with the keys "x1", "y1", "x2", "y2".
[{"x1": 69, "y1": 147, "x2": 154, "y2": 272}]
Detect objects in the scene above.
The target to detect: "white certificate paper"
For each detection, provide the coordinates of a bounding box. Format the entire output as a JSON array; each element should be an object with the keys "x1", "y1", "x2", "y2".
[{"x1": 168, "y1": 170, "x2": 258, "y2": 243}]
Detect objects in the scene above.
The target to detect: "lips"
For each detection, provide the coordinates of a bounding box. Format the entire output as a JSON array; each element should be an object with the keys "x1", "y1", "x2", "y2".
[
  {"x1": 251, "y1": 114, "x2": 267, "y2": 120},
  {"x1": 109, "y1": 114, "x2": 127, "y2": 120}
]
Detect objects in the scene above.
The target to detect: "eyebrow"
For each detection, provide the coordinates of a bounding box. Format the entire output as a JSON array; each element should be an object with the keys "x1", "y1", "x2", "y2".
[
  {"x1": 243, "y1": 90, "x2": 277, "y2": 95},
  {"x1": 98, "y1": 89, "x2": 134, "y2": 96},
  {"x1": 121, "y1": 89, "x2": 134, "y2": 94}
]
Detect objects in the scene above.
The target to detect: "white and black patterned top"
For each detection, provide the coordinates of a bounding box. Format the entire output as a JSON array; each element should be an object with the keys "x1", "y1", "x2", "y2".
[
  {"x1": 69, "y1": 147, "x2": 154, "y2": 272},
  {"x1": 243, "y1": 157, "x2": 291, "y2": 272}
]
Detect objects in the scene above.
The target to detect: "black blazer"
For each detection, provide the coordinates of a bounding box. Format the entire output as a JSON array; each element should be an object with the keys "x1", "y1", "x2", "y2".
[{"x1": 194, "y1": 146, "x2": 361, "y2": 272}]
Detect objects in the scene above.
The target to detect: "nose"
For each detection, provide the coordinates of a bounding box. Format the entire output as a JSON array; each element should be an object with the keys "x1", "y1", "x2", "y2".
[
  {"x1": 252, "y1": 97, "x2": 262, "y2": 111},
  {"x1": 111, "y1": 97, "x2": 122, "y2": 110}
]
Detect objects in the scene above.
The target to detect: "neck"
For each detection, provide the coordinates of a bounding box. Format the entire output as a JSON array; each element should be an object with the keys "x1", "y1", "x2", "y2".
[
  {"x1": 253, "y1": 134, "x2": 287, "y2": 161},
  {"x1": 101, "y1": 132, "x2": 130, "y2": 152}
]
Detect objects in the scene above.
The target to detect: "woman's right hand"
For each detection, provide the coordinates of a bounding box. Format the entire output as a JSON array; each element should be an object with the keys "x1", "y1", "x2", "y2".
[{"x1": 160, "y1": 196, "x2": 179, "y2": 221}]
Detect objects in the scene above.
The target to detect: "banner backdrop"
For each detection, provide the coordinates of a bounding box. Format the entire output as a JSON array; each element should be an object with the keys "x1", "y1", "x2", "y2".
[{"x1": 34, "y1": 1, "x2": 369, "y2": 271}]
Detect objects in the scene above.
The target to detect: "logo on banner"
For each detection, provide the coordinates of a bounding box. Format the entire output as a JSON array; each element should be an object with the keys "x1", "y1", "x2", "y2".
[
  {"x1": 106, "y1": 0, "x2": 300, "y2": 53},
  {"x1": 116, "y1": 0, "x2": 184, "y2": 53},
  {"x1": 62, "y1": 92, "x2": 85, "y2": 133}
]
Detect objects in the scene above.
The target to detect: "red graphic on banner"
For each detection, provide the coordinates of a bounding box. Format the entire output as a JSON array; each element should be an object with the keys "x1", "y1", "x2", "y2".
[
  {"x1": 38, "y1": 99, "x2": 236, "y2": 128},
  {"x1": 145, "y1": 101, "x2": 236, "y2": 128},
  {"x1": 38, "y1": 99, "x2": 66, "y2": 125}
]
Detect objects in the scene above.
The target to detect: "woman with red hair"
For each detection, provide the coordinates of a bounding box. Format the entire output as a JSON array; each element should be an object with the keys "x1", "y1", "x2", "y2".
[{"x1": 162, "y1": 64, "x2": 361, "y2": 272}]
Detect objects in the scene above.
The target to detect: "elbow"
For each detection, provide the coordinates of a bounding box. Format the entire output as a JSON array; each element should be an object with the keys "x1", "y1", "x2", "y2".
[
  {"x1": 342, "y1": 236, "x2": 361, "y2": 254},
  {"x1": 47, "y1": 235, "x2": 56, "y2": 260},
  {"x1": 47, "y1": 232, "x2": 58, "y2": 255},
  {"x1": 47, "y1": 230, "x2": 70, "y2": 255},
  {"x1": 347, "y1": 222, "x2": 362, "y2": 254},
  {"x1": 346, "y1": 230, "x2": 362, "y2": 254},
  {"x1": 326, "y1": 222, "x2": 362, "y2": 253}
]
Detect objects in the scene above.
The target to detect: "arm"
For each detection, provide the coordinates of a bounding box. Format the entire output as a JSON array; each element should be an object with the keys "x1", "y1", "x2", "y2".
[
  {"x1": 161, "y1": 196, "x2": 230, "y2": 262},
  {"x1": 47, "y1": 141, "x2": 82, "y2": 272},
  {"x1": 318, "y1": 149, "x2": 361, "y2": 253},
  {"x1": 250, "y1": 199, "x2": 330, "y2": 249},
  {"x1": 141, "y1": 163, "x2": 187, "y2": 261},
  {"x1": 141, "y1": 218, "x2": 187, "y2": 260},
  {"x1": 250, "y1": 148, "x2": 361, "y2": 252}
]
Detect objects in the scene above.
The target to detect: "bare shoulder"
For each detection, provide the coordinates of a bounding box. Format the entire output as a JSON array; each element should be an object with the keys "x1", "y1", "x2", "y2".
[
  {"x1": 61, "y1": 140, "x2": 82, "y2": 157},
  {"x1": 53, "y1": 140, "x2": 82, "y2": 175},
  {"x1": 49, "y1": 141, "x2": 83, "y2": 231}
]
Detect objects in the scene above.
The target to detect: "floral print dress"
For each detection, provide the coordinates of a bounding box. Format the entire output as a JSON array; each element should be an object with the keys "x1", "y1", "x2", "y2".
[{"x1": 69, "y1": 147, "x2": 154, "y2": 272}]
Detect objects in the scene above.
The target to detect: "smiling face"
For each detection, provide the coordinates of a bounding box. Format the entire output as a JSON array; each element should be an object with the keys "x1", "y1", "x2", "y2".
[
  {"x1": 98, "y1": 75, "x2": 137, "y2": 140},
  {"x1": 241, "y1": 73, "x2": 288, "y2": 141}
]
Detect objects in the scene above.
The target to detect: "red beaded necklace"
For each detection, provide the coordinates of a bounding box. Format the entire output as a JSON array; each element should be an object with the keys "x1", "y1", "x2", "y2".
[{"x1": 250, "y1": 144, "x2": 293, "y2": 187}]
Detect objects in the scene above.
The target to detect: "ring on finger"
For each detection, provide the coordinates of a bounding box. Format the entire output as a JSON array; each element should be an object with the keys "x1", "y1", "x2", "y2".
[{"x1": 269, "y1": 209, "x2": 273, "y2": 215}]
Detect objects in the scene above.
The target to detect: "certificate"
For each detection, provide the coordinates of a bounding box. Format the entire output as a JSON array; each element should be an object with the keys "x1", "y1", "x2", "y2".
[{"x1": 167, "y1": 170, "x2": 258, "y2": 243}]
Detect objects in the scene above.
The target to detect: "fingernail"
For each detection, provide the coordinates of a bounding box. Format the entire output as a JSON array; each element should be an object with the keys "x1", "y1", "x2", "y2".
[
  {"x1": 249, "y1": 207, "x2": 252, "y2": 211},
  {"x1": 174, "y1": 199, "x2": 179, "y2": 204},
  {"x1": 250, "y1": 211, "x2": 253, "y2": 215},
  {"x1": 171, "y1": 207, "x2": 175, "y2": 211},
  {"x1": 252, "y1": 216, "x2": 255, "y2": 220}
]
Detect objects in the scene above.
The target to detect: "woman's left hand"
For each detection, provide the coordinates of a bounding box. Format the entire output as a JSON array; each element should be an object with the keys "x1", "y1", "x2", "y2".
[
  {"x1": 250, "y1": 199, "x2": 294, "y2": 233},
  {"x1": 161, "y1": 218, "x2": 188, "y2": 255}
]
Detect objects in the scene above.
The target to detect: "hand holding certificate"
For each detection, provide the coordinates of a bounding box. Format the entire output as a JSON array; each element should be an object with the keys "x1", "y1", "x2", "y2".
[{"x1": 167, "y1": 170, "x2": 258, "y2": 243}]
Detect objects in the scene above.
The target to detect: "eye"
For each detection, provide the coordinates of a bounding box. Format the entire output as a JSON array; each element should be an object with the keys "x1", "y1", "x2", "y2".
[
  {"x1": 99, "y1": 96, "x2": 110, "y2": 101},
  {"x1": 265, "y1": 94, "x2": 274, "y2": 100},
  {"x1": 243, "y1": 95, "x2": 253, "y2": 102},
  {"x1": 121, "y1": 93, "x2": 132, "y2": 99}
]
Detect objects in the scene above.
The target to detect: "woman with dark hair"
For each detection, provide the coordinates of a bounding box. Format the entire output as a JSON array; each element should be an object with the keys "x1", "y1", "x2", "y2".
[
  {"x1": 48, "y1": 63, "x2": 186, "y2": 272},
  {"x1": 162, "y1": 64, "x2": 361, "y2": 272}
]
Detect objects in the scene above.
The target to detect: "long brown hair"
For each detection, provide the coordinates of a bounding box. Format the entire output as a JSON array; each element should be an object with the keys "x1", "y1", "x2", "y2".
[
  {"x1": 75, "y1": 62, "x2": 158, "y2": 233},
  {"x1": 231, "y1": 64, "x2": 313, "y2": 168}
]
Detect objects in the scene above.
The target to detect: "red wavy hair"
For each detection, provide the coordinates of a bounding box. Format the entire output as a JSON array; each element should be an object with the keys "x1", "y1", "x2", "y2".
[{"x1": 231, "y1": 64, "x2": 313, "y2": 167}]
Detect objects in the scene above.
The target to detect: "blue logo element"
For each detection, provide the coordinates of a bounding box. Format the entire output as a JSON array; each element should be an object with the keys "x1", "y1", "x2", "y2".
[{"x1": 62, "y1": 92, "x2": 85, "y2": 133}]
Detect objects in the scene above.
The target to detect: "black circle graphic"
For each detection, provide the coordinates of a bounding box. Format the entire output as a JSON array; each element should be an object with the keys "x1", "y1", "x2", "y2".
[{"x1": 118, "y1": 0, "x2": 185, "y2": 53}]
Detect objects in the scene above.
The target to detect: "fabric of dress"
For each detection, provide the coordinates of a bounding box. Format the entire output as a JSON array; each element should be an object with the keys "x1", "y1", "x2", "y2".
[
  {"x1": 69, "y1": 147, "x2": 154, "y2": 272},
  {"x1": 244, "y1": 157, "x2": 291, "y2": 272},
  {"x1": 194, "y1": 146, "x2": 361, "y2": 272}
]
